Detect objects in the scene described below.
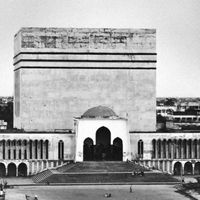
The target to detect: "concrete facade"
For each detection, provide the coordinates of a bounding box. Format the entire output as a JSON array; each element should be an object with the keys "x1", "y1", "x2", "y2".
[
  {"x1": 0, "y1": 133, "x2": 74, "y2": 176},
  {"x1": 5, "y1": 27, "x2": 198, "y2": 177},
  {"x1": 13, "y1": 28, "x2": 156, "y2": 132},
  {"x1": 75, "y1": 118, "x2": 130, "y2": 162}
]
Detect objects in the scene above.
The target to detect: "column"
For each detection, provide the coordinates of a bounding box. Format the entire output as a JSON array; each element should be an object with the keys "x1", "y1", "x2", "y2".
[
  {"x1": 166, "y1": 141, "x2": 169, "y2": 159},
  {"x1": 5, "y1": 141, "x2": 8, "y2": 159},
  {"x1": 5, "y1": 166, "x2": 8, "y2": 176},
  {"x1": 184, "y1": 140, "x2": 187, "y2": 159},
  {"x1": 171, "y1": 141, "x2": 174, "y2": 159},
  {"x1": 192, "y1": 140, "x2": 195, "y2": 159},
  {"x1": 173, "y1": 141, "x2": 176, "y2": 159},
  {"x1": 176, "y1": 141, "x2": 179, "y2": 159},
  {"x1": 197, "y1": 140, "x2": 200, "y2": 159},
  {"x1": 192, "y1": 164, "x2": 195, "y2": 175},
  {"x1": 21, "y1": 141, "x2": 24, "y2": 160},
  {"x1": 181, "y1": 140, "x2": 184, "y2": 159},
  {"x1": 186, "y1": 140, "x2": 189, "y2": 159},
  {"x1": 0, "y1": 141, "x2": 2, "y2": 159},
  {"x1": 161, "y1": 141, "x2": 163, "y2": 159},
  {"x1": 16, "y1": 141, "x2": 19, "y2": 159},
  {"x1": 43, "y1": 141, "x2": 46, "y2": 160},
  {"x1": 38, "y1": 140, "x2": 41, "y2": 160},
  {"x1": 16, "y1": 166, "x2": 18, "y2": 177},
  {"x1": 27, "y1": 162, "x2": 30, "y2": 176},
  {"x1": 27, "y1": 141, "x2": 30, "y2": 159},
  {"x1": 155, "y1": 140, "x2": 158, "y2": 159}
]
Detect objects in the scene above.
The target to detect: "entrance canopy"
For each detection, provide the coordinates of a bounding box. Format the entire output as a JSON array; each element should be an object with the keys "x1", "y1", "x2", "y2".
[{"x1": 75, "y1": 106, "x2": 130, "y2": 162}]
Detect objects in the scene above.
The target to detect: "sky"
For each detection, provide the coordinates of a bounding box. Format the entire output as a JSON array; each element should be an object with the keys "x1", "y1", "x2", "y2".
[{"x1": 0, "y1": 0, "x2": 200, "y2": 97}]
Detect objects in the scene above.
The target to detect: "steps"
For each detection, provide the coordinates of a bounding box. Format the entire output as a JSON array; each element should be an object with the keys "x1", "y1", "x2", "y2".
[
  {"x1": 64, "y1": 161, "x2": 147, "y2": 173},
  {"x1": 32, "y1": 161, "x2": 177, "y2": 184},
  {"x1": 32, "y1": 169, "x2": 55, "y2": 183}
]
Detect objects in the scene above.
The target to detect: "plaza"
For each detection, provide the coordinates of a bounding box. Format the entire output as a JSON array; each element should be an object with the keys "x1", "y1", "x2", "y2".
[{"x1": 5, "y1": 185, "x2": 191, "y2": 200}]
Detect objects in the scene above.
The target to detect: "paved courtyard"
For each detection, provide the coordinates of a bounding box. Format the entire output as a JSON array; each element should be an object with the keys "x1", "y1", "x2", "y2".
[{"x1": 4, "y1": 185, "x2": 192, "y2": 200}]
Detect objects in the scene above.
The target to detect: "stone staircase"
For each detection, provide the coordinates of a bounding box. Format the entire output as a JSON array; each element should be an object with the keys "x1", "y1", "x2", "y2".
[
  {"x1": 60, "y1": 161, "x2": 147, "y2": 173},
  {"x1": 32, "y1": 161, "x2": 177, "y2": 184},
  {"x1": 32, "y1": 161, "x2": 148, "y2": 183},
  {"x1": 32, "y1": 169, "x2": 55, "y2": 183}
]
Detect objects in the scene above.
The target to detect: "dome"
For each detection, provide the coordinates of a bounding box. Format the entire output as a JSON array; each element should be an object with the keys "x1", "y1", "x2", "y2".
[{"x1": 81, "y1": 106, "x2": 117, "y2": 118}]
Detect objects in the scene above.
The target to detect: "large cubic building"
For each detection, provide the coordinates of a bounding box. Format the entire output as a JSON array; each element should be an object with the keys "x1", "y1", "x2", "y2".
[{"x1": 0, "y1": 27, "x2": 199, "y2": 177}]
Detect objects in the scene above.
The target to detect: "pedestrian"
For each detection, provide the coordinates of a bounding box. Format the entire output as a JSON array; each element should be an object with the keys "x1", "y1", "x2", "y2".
[
  {"x1": 34, "y1": 195, "x2": 38, "y2": 200},
  {"x1": 130, "y1": 185, "x2": 133, "y2": 193}
]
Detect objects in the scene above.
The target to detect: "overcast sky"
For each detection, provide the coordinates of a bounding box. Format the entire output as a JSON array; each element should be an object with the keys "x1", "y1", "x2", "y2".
[{"x1": 0, "y1": 0, "x2": 200, "y2": 97}]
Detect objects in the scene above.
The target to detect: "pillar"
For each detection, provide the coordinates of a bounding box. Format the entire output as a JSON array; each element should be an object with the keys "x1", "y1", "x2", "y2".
[
  {"x1": 5, "y1": 141, "x2": 8, "y2": 159},
  {"x1": 171, "y1": 141, "x2": 174, "y2": 159},
  {"x1": 186, "y1": 140, "x2": 189, "y2": 159},
  {"x1": 192, "y1": 163, "x2": 195, "y2": 175},
  {"x1": 192, "y1": 140, "x2": 195, "y2": 159},
  {"x1": 181, "y1": 140, "x2": 184, "y2": 159},
  {"x1": 197, "y1": 140, "x2": 200, "y2": 159},
  {"x1": 161, "y1": 141, "x2": 163, "y2": 159},
  {"x1": 166, "y1": 141, "x2": 169, "y2": 159},
  {"x1": 10, "y1": 141, "x2": 13, "y2": 160},
  {"x1": 27, "y1": 141, "x2": 30, "y2": 159},
  {"x1": 155, "y1": 140, "x2": 158, "y2": 159},
  {"x1": 5, "y1": 166, "x2": 8, "y2": 176},
  {"x1": 38, "y1": 141, "x2": 41, "y2": 160},
  {"x1": 16, "y1": 166, "x2": 18, "y2": 177}
]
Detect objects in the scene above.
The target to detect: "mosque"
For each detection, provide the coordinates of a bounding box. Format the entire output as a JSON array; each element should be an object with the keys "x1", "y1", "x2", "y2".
[{"x1": 0, "y1": 27, "x2": 199, "y2": 177}]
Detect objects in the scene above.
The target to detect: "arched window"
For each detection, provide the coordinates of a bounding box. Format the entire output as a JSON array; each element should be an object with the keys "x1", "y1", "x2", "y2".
[
  {"x1": 34, "y1": 140, "x2": 38, "y2": 159},
  {"x1": 45, "y1": 140, "x2": 49, "y2": 159},
  {"x1": 138, "y1": 140, "x2": 143, "y2": 158},
  {"x1": 29, "y1": 140, "x2": 32, "y2": 159},
  {"x1": 23, "y1": 140, "x2": 27, "y2": 159},
  {"x1": 58, "y1": 140, "x2": 64, "y2": 160},
  {"x1": 2, "y1": 140, "x2": 5, "y2": 159},
  {"x1": 40, "y1": 140, "x2": 43, "y2": 159},
  {"x1": 7, "y1": 140, "x2": 11, "y2": 159},
  {"x1": 152, "y1": 139, "x2": 156, "y2": 158},
  {"x1": 13, "y1": 140, "x2": 16, "y2": 159},
  {"x1": 19, "y1": 149, "x2": 21, "y2": 159}
]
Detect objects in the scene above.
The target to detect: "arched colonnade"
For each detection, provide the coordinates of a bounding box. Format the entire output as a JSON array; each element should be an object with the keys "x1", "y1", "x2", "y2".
[
  {"x1": 0, "y1": 139, "x2": 49, "y2": 160},
  {"x1": 152, "y1": 139, "x2": 200, "y2": 159},
  {"x1": 173, "y1": 161, "x2": 200, "y2": 175},
  {"x1": 0, "y1": 162, "x2": 28, "y2": 177}
]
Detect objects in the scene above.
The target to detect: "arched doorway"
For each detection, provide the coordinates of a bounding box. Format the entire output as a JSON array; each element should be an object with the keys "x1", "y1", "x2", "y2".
[
  {"x1": 95, "y1": 127, "x2": 111, "y2": 161},
  {"x1": 83, "y1": 138, "x2": 94, "y2": 161},
  {"x1": 18, "y1": 163, "x2": 27, "y2": 177},
  {"x1": 7, "y1": 163, "x2": 16, "y2": 177},
  {"x1": 184, "y1": 162, "x2": 193, "y2": 175},
  {"x1": 113, "y1": 137, "x2": 123, "y2": 161},
  {"x1": 173, "y1": 162, "x2": 182, "y2": 175},
  {"x1": 194, "y1": 162, "x2": 200, "y2": 175},
  {"x1": 0, "y1": 163, "x2": 6, "y2": 177}
]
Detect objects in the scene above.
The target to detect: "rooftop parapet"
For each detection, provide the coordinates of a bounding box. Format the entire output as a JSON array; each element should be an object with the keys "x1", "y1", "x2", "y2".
[{"x1": 14, "y1": 27, "x2": 156, "y2": 56}]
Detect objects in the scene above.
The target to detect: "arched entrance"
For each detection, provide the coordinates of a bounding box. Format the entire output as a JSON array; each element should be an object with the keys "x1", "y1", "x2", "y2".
[
  {"x1": 173, "y1": 162, "x2": 182, "y2": 175},
  {"x1": 83, "y1": 138, "x2": 94, "y2": 161},
  {"x1": 8, "y1": 163, "x2": 16, "y2": 177},
  {"x1": 18, "y1": 163, "x2": 27, "y2": 177},
  {"x1": 95, "y1": 127, "x2": 111, "y2": 161},
  {"x1": 194, "y1": 162, "x2": 200, "y2": 175},
  {"x1": 0, "y1": 163, "x2": 6, "y2": 177},
  {"x1": 113, "y1": 137, "x2": 123, "y2": 161},
  {"x1": 184, "y1": 162, "x2": 193, "y2": 175}
]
